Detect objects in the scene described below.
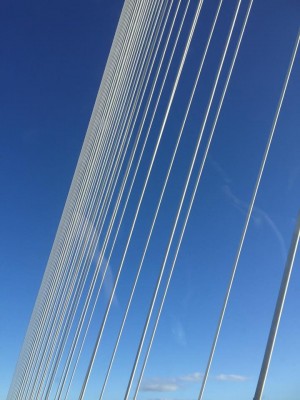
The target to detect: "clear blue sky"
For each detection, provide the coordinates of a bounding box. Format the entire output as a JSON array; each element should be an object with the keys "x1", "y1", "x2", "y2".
[{"x1": 0, "y1": 1, "x2": 299, "y2": 399}]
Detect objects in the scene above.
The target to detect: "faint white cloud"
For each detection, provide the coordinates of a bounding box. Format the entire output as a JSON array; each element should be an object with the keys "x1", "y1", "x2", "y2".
[
  {"x1": 255, "y1": 208, "x2": 287, "y2": 261},
  {"x1": 101, "y1": 258, "x2": 119, "y2": 307},
  {"x1": 215, "y1": 373, "x2": 249, "y2": 382},
  {"x1": 141, "y1": 378, "x2": 179, "y2": 392},
  {"x1": 222, "y1": 184, "x2": 246, "y2": 215},
  {"x1": 146, "y1": 398, "x2": 191, "y2": 400},
  {"x1": 179, "y1": 372, "x2": 203, "y2": 382},
  {"x1": 222, "y1": 183, "x2": 287, "y2": 261},
  {"x1": 91, "y1": 226, "x2": 119, "y2": 307},
  {"x1": 141, "y1": 370, "x2": 248, "y2": 395},
  {"x1": 288, "y1": 166, "x2": 300, "y2": 191},
  {"x1": 171, "y1": 319, "x2": 187, "y2": 347},
  {"x1": 141, "y1": 371, "x2": 202, "y2": 393},
  {"x1": 72, "y1": 215, "x2": 120, "y2": 307},
  {"x1": 146, "y1": 398, "x2": 190, "y2": 400},
  {"x1": 209, "y1": 157, "x2": 232, "y2": 184},
  {"x1": 212, "y1": 158, "x2": 287, "y2": 261},
  {"x1": 142, "y1": 382, "x2": 179, "y2": 392}
]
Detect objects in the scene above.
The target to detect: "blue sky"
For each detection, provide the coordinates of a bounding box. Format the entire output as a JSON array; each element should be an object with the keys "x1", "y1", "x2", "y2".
[{"x1": 0, "y1": 1, "x2": 299, "y2": 399}]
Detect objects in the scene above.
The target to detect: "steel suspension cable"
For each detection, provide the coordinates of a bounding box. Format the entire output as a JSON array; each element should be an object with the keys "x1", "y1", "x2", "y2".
[
  {"x1": 14, "y1": 0, "x2": 156, "y2": 396},
  {"x1": 42, "y1": 2, "x2": 173, "y2": 397},
  {"x1": 54, "y1": 2, "x2": 181, "y2": 398},
  {"x1": 124, "y1": 1, "x2": 243, "y2": 397},
  {"x1": 33, "y1": 2, "x2": 164, "y2": 397},
  {"x1": 198, "y1": 26, "x2": 300, "y2": 400},
  {"x1": 78, "y1": 1, "x2": 206, "y2": 397},
  {"x1": 133, "y1": 2, "x2": 254, "y2": 396},
  {"x1": 99, "y1": 0, "x2": 224, "y2": 397}
]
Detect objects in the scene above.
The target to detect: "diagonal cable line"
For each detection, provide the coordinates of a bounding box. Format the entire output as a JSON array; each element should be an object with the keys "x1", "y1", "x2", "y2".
[
  {"x1": 124, "y1": 0, "x2": 243, "y2": 397},
  {"x1": 41, "y1": 1, "x2": 177, "y2": 396},
  {"x1": 198, "y1": 23, "x2": 300, "y2": 400},
  {"x1": 53, "y1": 2, "x2": 187, "y2": 398},
  {"x1": 99, "y1": 0, "x2": 225, "y2": 398},
  {"x1": 133, "y1": 1, "x2": 255, "y2": 396},
  {"x1": 14, "y1": 0, "x2": 162, "y2": 396},
  {"x1": 78, "y1": 1, "x2": 206, "y2": 397}
]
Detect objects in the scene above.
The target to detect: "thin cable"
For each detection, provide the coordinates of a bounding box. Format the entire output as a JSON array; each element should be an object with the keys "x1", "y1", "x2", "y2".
[
  {"x1": 14, "y1": 3, "x2": 138, "y2": 394},
  {"x1": 17, "y1": 0, "x2": 156, "y2": 396},
  {"x1": 42, "y1": 1, "x2": 172, "y2": 397},
  {"x1": 198, "y1": 23, "x2": 299, "y2": 400},
  {"x1": 20, "y1": 2, "x2": 150, "y2": 394},
  {"x1": 55, "y1": 2, "x2": 179, "y2": 398},
  {"x1": 10, "y1": 3, "x2": 138, "y2": 393},
  {"x1": 133, "y1": 2, "x2": 254, "y2": 396},
  {"x1": 40, "y1": 0, "x2": 165, "y2": 390},
  {"x1": 125, "y1": 0, "x2": 240, "y2": 395},
  {"x1": 253, "y1": 210, "x2": 300, "y2": 400},
  {"x1": 100, "y1": 0, "x2": 224, "y2": 397},
  {"x1": 78, "y1": 0, "x2": 205, "y2": 396}
]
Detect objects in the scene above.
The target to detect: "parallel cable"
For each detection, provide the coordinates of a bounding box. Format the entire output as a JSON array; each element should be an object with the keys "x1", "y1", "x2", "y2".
[
  {"x1": 78, "y1": 1, "x2": 206, "y2": 397},
  {"x1": 124, "y1": 1, "x2": 243, "y2": 397},
  {"x1": 41, "y1": 1, "x2": 173, "y2": 397},
  {"x1": 123, "y1": 0, "x2": 237, "y2": 396},
  {"x1": 16, "y1": 0, "x2": 157, "y2": 396},
  {"x1": 14, "y1": 2, "x2": 139, "y2": 396},
  {"x1": 100, "y1": 0, "x2": 224, "y2": 397},
  {"x1": 133, "y1": 1, "x2": 254, "y2": 396},
  {"x1": 38, "y1": 1, "x2": 165, "y2": 396},
  {"x1": 53, "y1": 2, "x2": 182, "y2": 398},
  {"x1": 253, "y1": 210, "x2": 300, "y2": 400},
  {"x1": 198, "y1": 20, "x2": 299, "y2": 400},
  {"x1": 8, "y1": 0, "x2": 150, "y2": 396}
]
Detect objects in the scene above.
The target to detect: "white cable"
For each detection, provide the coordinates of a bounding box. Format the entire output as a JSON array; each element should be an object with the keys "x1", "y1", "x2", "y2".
[
  {"x1": 133, "y1": 2, "x2": 255, "y2": 397},
  {"x1": 42, "y1": 1, "x2": 172, "y2": 397},
  {"x1": 32, "y1": 1, "x2": 163, "y2": 397},
  {"x1": 13, "y1": 0, "x2": 152, "y2": 396},
  {"x1": 77, "y1": 0, "x2": 205, "y2": 396},
  {"x1": 198, "y1": 25, "x2": 299, "y2": 400},
  {"x1": 54, "y1": 2, "x2": 178, "y2": 398},
  {"x1": 125, "y1": 1, "x2": 243, "y2": 397},
  {"x1": 100, "y1": 0, "x2": 224, "y2": 397}
]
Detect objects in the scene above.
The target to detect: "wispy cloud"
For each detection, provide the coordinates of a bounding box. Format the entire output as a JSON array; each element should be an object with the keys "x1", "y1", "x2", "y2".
[
  {"x1": 141, "y1": 378, "x2": 179, "y2": 392},
  {"x1": 209, "y1": 157, "x2": 232, "y2": 184},
  {"x1": 288, "y1": 166, "x2": 300, "y2": 192},
  {"x1": 146, "y1": 398, "x2": 192, "y2": 400},
  {"x1": 80, "y1": 218, "x2": 120, "y2": 308},
  {"x1": 215, "y1": 373, "x2": 249, "y2": 382},
  {"x1": 222, "y1": 184, "x2": 246, "y2": 213},
  {"x1": 141, "y1": 381, "x2": 179, "y2": 392},
  {"x1": 140, "y1": 372, "x2": 202, "y2": 393},
  {"x1": 146, "y1": 398, "x2": 191, "y2": 400},
  {"x1": 179, "y1": 372, "x2": 203, "y2": 382},
  {"x1": 91, "y1": 230, "x2": 119, "y2": 307},
  {"x1": 255, "y1": 208, "x2": 287, "y2": 260},
  {"x1": 171, "y1": 319, "x2": 187, "y2": 347},
  {"x1": 211, "y1": 157, "x2": 288, "y2": 261},
  {"x1": 222, "y1": 183, "x2": 287, "y2": 261},
  {"x1": 141, "y1": 370, "x2": 249, "y2": 395},
  {"x1": 100, "y1": 257, "x2": 119, "y2": 307}
]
